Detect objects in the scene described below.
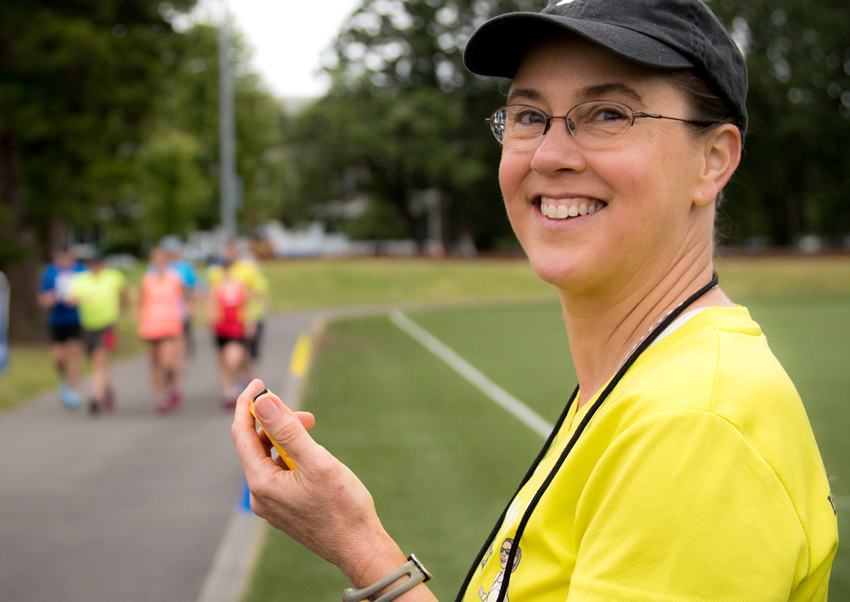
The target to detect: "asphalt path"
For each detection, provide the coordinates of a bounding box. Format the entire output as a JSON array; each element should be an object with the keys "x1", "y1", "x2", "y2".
[{"x1": 0, "y1": 311, "x2": 317, "y2": 602}]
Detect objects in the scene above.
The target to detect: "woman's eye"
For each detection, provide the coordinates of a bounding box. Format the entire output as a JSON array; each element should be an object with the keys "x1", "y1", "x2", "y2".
[
  {"x1": 514, "y1": 109, "x2": 546, "y2": 126},
  {"x1": 587, "y1": 105, "x2": 629, "y2": 123}
]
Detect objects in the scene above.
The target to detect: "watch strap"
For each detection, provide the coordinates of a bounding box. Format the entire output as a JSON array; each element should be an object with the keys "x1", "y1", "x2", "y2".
[{"x1": 342, "y1": 554, "x2": 431, "y2": 602}]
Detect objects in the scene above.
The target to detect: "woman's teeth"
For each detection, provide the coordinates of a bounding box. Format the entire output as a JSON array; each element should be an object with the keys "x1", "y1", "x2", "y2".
[{"x1": 540, "y1": 201, "x2": 604, "y2": 220}]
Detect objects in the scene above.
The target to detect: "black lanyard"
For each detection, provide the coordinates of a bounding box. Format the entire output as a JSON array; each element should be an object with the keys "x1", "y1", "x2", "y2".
[{"x1": 455, "y1": 274, "x2": 719, "y2": 602}]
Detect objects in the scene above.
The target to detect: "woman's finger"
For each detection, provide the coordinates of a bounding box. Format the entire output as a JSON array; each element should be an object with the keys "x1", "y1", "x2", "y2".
[{"x1": 251, "y1": 393, "x2": 313, "y2": 468}]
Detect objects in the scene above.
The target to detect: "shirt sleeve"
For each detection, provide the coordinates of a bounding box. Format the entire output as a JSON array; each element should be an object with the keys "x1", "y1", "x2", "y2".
[
  {"x1": 39, "y1": 267, "x2": 53, "y2": 293},
  {"x1": 568, "y1": 410, "x2": 808, "y2": 602}
]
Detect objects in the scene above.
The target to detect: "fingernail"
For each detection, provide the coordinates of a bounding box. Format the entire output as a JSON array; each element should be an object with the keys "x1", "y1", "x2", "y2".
[{"x1": 255, "y1": 397, "x2": 281, "y2": 421}]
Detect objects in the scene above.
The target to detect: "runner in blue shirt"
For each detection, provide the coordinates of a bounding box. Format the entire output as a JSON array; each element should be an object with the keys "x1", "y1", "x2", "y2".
[{"x1": 38, "y1": 245, "x2": 86, "y2": 409}]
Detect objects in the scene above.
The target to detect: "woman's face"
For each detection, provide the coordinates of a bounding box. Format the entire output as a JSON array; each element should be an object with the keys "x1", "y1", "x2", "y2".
[
  {"x1": 499, "y1": 35, "x2": 715, "y2": 296},
  {"x1": 151, "y1": 248, "x2": 167, "y2": 269}
]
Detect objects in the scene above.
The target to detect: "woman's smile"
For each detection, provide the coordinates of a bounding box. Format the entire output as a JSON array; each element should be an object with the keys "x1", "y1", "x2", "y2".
[{"x1": 538, "y1": 197, "x2": 607, "y2": 220}]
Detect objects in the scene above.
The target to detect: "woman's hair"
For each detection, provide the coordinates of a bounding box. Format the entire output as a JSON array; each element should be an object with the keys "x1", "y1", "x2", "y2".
[{"x1": 666, "y1": 69, "x2": 746, "y2": 139}]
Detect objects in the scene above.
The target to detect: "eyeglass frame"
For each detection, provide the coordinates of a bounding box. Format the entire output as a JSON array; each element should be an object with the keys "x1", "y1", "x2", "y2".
[{"x1": 485, "y1": 100, "x2": 717, "y2": 150}]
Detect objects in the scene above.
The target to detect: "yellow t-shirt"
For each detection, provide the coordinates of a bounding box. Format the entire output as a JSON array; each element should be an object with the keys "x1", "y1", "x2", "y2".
[
  {"x1": 68, "y1": 268, "x2": 126, "y2": 331},
  {"x1": 462, "y1": 306, "x2": 837, "y2": 602}
]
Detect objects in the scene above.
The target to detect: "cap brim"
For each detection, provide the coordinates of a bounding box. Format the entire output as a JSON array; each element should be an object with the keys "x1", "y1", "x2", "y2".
[{"x1": 464, "y1": 12, "x2": 694, "y2": 79}]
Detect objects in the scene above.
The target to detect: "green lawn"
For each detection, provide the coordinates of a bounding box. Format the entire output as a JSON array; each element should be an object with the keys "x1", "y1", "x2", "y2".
[{"x1": 242, "y1": 258, "x2": 850, "y2": 601}]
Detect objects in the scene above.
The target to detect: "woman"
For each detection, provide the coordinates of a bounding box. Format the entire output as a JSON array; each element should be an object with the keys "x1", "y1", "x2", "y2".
[
  {"x1": 232, "y1": 0, "x2": 838, "y2": 600},
  {"x1": 136, "y1": 246, "x2": 185, "y2": 413},
  {"x1": 207, "y1": 258, "x2": 253, "y2": 409}
]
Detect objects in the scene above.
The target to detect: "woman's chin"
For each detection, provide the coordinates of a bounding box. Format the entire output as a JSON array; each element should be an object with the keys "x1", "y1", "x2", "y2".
[{"x1": 526, "y1": 253, "x2": 583, "y2": 290}]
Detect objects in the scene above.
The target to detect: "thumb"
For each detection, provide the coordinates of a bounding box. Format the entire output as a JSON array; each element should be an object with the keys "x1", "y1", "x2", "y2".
[{"x1": 253, "y1": 394, "x2": 309, "y2": 466}]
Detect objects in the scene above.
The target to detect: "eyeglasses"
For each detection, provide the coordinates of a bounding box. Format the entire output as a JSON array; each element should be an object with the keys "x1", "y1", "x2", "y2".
[{"x1": 486, "y1": 101, "x2": 715, "y2": 150}]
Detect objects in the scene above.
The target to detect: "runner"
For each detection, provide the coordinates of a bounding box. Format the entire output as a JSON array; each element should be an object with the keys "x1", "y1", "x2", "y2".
[
  {"x1": 68, "y1": 250, "x2": 129, "y2": 414},
  {"x1": 206, "y1": 240, "x2": 266, "y2": 385},
  {"x1": 244, "y1": 269, "x2": 270, "y2": 382},
  {"x1": 136, "y1": 246, "x2": 185, "y2": 413},
  {"x1": 207, "y1": 257, "x2": 252, "y2": 409},
  {"x1": 161, "y1": 236, "x2": 199, "y2": 359},
  {"x1": 38, "y1": 245, "x2": 86, "y2": 409}
]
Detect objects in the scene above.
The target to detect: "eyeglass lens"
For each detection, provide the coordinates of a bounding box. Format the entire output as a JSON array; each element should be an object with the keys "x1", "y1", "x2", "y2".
[{"x1": 490, "y1": 102, "x2": 636, "y2": 149}]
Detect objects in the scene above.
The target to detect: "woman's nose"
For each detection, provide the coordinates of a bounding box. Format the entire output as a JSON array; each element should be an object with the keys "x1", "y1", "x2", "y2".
[{"x1": 530, "y1": 117, "x2": 585, "y2": 174}]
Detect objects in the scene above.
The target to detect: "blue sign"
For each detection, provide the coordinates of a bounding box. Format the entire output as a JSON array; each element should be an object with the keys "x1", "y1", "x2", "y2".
[{"x1": 0, "y1": 271, "x2": 8, "y2": 374}]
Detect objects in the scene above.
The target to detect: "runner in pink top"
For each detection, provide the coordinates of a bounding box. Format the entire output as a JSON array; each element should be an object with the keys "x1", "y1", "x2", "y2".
[{"x1": 136, "y1": 247, "x2": 185, "y2": 413}]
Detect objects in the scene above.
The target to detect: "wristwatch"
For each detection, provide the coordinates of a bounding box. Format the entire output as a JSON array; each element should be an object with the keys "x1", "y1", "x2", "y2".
[{"x1": 342, "y1": 554, "x2": 432, "y2": 602}]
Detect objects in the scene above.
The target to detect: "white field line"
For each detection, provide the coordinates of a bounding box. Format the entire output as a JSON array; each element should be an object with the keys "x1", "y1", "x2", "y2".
[{"x1": 389, "y1": 310, "x2": 553, "y2": 439}]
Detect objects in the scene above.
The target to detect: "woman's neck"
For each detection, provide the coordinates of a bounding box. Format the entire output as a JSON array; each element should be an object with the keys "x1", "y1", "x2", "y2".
[{"x1": 559, "y1": 264, "x2": 731, "y2": 407}]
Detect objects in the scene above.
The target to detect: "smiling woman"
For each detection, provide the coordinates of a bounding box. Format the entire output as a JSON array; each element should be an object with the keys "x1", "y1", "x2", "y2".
[{"x1": 231, "y1": 1, "x2": 839, "y2": 601}]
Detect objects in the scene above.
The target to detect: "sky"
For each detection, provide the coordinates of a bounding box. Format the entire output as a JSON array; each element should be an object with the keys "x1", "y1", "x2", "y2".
[{"x1": 192, "y1": 0, "x2": 362, "y2": 98}]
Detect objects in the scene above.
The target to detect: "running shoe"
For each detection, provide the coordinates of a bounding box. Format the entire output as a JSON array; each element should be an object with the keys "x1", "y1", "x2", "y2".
[
  {"x1": 103, "y1": 387, "x2": 115, "y2": 412},
  {"x1": 167, "y1": 386, "x2": 182, "y2": 411},
  {"x1": 59, "y1": 382, "x2": 80, "y2": 410},
  {"x1": 155, "y1": 398, "x2": 172, "y2": 414},
  {"x1": 88, "y1": 398, "x2": 101, "y2": 416}
]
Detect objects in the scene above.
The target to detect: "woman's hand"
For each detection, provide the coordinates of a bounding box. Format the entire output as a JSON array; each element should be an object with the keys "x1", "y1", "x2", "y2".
[{"x1": 231, "y1": 380, "x2": 406, "y2": 586}]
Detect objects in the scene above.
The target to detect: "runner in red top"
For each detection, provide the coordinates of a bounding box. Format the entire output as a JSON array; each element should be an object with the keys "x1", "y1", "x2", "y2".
[{"x1": 207, "y1": 258, "x2": 253, "y2": 409}]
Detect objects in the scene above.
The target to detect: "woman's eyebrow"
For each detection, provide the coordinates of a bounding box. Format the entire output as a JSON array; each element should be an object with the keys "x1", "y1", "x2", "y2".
[
  {"x1": 580, "y1": 83, "x2": 644, "y2": 104},
  {"x1": 506, "y1": 87, "x2": 542, "y2": 104},
  {"x1": 506, "y1": 83, "x2": 645, "y2": 106}
]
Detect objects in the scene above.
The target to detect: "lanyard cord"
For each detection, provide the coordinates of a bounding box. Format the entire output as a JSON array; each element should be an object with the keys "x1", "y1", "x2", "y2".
[
  {"x1": 455, "y1": 274, "x2": 719, "y2": 602},
  {"x1": 453, "y1": 387, "x2": 579, "y2": 602}
]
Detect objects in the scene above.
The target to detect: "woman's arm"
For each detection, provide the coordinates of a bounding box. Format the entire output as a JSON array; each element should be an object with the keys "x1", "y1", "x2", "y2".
[{"x1": 231, "y1": 380, "x2": 440, "y2": 602}]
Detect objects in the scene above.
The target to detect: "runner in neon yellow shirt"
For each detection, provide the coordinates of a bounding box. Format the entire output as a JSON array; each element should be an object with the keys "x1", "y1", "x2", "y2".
[{"x1": 68, "y1": 251, "x2": 128, "y2": 414}]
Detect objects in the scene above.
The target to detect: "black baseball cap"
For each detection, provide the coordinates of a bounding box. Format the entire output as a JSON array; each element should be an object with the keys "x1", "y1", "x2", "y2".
[{"x1": 463, "y1": 0, "x2": 748, "y2": 131}]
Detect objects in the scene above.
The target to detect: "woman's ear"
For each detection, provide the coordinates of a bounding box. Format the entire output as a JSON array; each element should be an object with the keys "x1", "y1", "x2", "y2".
[{"x1": 693, "y1": 124, "x2": 742, "y2": 208}]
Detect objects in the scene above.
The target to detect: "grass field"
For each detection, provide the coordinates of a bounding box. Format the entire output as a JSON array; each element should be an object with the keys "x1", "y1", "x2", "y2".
[{"x1": 241, "y1": 255, "x2": 850, "y2": 602}]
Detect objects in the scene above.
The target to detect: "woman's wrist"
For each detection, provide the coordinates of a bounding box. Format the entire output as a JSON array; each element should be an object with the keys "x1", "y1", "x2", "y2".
[
  {"x1": 343, "y1": 554, "x2": 431, "y2": 602},
  {"x1": 341, "y1": 528, "x2": 408, "y2": 590}
]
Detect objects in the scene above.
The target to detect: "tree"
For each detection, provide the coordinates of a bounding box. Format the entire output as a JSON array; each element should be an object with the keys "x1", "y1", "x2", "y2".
[
  {"x1": 710, "y1": 0, "x2": 850, "y2": 246},
  {"x1": 288, "y1": 0, "x2": 849, "y2": 251},
  {"x1": 0, "y1": 0, "x2": 196, "y2": 342},
  {"x1": 287, "y1": 0, "x2": 539, "y2": 252},
  {"x1": 114, "y1": 22, "x2": 292, "y2": 248}
]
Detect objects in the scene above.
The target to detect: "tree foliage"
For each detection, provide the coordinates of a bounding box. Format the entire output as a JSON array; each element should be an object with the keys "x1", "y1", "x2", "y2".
[
  {"x1": 124, "y1": 23, "x2": 292, "y2": 246},
  {"x1": 710, "y1": 0, "x2": 850, "y2": 246},
  {"x1": 288, "y1": 0, "x2": 850, "y2": 251},
  {"x1": 0, "y1": 1, "x2": 290, "y2": 341},
  {"x1": 0, "y1": 0, "x2": 197, "y2": 340},
  {"x1": 288, "y1": 0, "x2": 541, "y2": 251}
]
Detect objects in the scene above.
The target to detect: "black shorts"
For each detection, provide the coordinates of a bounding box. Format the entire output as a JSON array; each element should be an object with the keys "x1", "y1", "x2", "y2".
[
  {"x1": 246, "y1": 321, "x2": 264, "y2": 360},
  {"x1": 49, "y1": 323, "x2": 82, "y2": 343},
  {"x1": 215, "y1": 335, "x2": 245, "y2": 350}
]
